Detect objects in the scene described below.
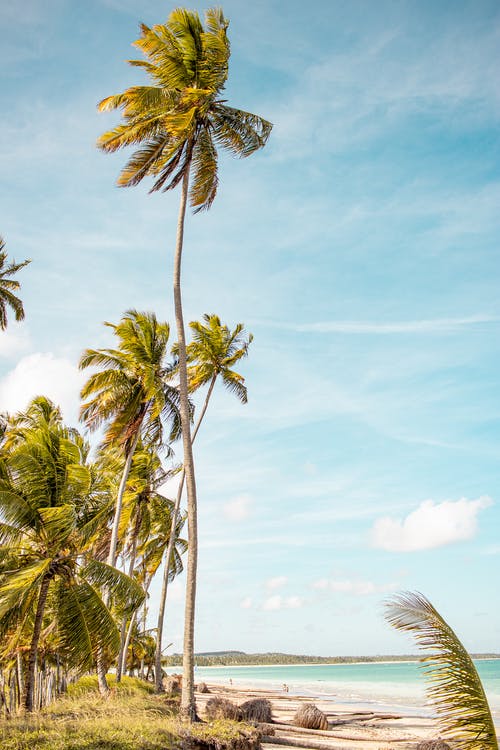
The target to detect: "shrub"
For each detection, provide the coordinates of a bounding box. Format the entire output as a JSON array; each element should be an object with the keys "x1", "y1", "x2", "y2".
[{"x1": 181, "y1": 719, "x2": 261, "y2": 750}]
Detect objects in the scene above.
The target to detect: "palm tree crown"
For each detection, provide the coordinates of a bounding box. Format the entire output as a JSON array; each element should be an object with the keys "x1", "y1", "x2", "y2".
[
  {"x1": 0, "y1": 236, "x2": 31, "y2": 330},
  {"x1": 97, "y1": 7, "x2": 272, "y2": 209},
  {"x1": 184, "y1": 313, "x2": 253, "y2": 404},
  {"x1": 79, "y1": 309, "x2": 181, "y2": 453}
]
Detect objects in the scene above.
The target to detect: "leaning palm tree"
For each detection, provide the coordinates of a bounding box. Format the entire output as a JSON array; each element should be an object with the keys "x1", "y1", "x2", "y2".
[
  {"x1": 97, "y1": 8, "x2": 271, "y2": 718},
  {"x1": 0, "y1": 398, "x2": 143, "y2": 711},
  {"x1": 0, "y1": 237, "x2": 30, "y2": 330},
  {"x1": 154, "y1": 314, "x2": 252, "y2": 690},
  {"x1": 385, "y1": 592, "x2": 498, "y2": 750}
]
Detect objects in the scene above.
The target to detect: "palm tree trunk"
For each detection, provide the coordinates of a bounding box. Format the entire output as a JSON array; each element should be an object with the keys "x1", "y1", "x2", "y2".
[
  {"x1": 172, "y1": 167, "x2": 198, "y2": 721},
  {"x1": 97, "y1": 429, "x2": 142, "y2": 694},
  {"x1": 108, "y1": 429, "x2": 141, "y2": 568},
  {"x1": 24, "y1": 574, "x2": 50, "y2": 712},
  {"x1": 116, "y1": 508, "x2": 142, "y2": 682},
  {"x1": 154, "y1": 374, "x2": 217, "y2": 692}
]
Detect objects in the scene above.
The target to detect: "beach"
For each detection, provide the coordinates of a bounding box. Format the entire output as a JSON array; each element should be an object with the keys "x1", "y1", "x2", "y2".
[
  {"x1": 187, "y1": 659, "x2": 500, "y2": 747},
  {"x1": 195, "y1": 681, "x2": 437, "y2": 750}
]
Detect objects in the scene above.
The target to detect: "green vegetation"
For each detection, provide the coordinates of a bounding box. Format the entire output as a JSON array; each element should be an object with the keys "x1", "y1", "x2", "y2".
[
  {"x1": 0, "y1": 236, "x2": 30, "y2": 331},
  {"x1": 165, "y1": 650, "x2": 500, "y2": 666},
  {"x1": 0, "y1": 677, "x2": 260, "y2": 750},
  {"x1": 97, "y1": 6, "x2": 271, "y2": 718}
]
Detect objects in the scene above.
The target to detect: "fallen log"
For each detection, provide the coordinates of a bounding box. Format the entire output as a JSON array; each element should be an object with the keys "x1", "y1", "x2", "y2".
[
  {"x1": 260, "y1": 723, "x2": 417, "y2": 744},
  {"x1": 261, "y1": 735, "x2": 347, "y2": 750}
]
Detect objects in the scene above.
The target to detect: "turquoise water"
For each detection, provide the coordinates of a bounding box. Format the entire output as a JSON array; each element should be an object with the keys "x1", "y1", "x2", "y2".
[{"x1": 192, "y1": 659, "x2": 500, "y2": 722}]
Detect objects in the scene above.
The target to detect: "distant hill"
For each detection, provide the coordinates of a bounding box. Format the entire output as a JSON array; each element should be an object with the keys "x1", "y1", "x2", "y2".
[{"x1": 164, "y1": 651, "x2": 499, "y2": 667}]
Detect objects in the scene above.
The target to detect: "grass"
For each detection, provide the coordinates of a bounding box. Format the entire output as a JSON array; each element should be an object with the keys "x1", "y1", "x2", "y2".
[{"x1": 0, "y1": 676, "x2": 261, "y2": 750}]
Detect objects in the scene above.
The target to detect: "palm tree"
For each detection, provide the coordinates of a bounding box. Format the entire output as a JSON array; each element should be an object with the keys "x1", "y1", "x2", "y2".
[
  {"x1": 0, "y1": 237, "x2": 30, "y2": 330},
  {"x1": 97, "y1": 9, "x2": 271, "y2": 717},
  {"x1": 79, "y1": 310, "x2": 180, "y2": 571},
  {"x1": 385, "y1": 592, "x2": 498, "y2": 750},
  {"x1": 115, "y1": 444, "x2": 186, "y2": 682},
  {"x1": 0, "y1": 398, "x2": 143, "y2": 711},
  {"x1": 154, "y1": 314, "x2": 252, "y2": 690}
]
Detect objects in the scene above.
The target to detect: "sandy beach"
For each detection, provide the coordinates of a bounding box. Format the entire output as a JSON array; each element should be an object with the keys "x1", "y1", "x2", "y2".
[{"x1": 195, "y1": 681, "x2": 437, "y2": 750}]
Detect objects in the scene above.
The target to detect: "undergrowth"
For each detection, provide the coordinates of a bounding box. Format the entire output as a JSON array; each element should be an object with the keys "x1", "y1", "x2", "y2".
[{"x1": 0, "y1": 677, "x2": 261, "y2": 750}]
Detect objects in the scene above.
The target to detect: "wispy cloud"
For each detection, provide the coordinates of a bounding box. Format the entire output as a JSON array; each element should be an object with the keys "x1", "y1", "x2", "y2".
[
  {"x1": 262, "y1": 595, "x2": 303, "y2": 611},
  {"x1": 266, "y1": 576, "x2": 288, "y2": 591},
  {"x1": 312, "y1": 577, "x2": 397, "y2": 596},
  {"x1": 295, "y1": 315, "x2": 499, "y2": 335}
]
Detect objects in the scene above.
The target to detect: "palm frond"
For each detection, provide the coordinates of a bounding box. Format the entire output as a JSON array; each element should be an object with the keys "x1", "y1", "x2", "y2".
[
  {"x1": 385, "y1": 592, "x2": 498, "y2": 750},
  {"x1": 212, "y1": 104, "x2": 273, "y2": 157}
]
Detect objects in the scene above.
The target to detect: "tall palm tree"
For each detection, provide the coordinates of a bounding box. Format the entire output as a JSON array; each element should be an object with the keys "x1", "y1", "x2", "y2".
[
  {"x1": 79, "y1": 310, "x2": 180, "y2": 570},
  {"x1": 0, "y1": 398, "x2": 143, "y2": 711},
  {"x1": 385, "y1": 592, "x2": 498, "y2": 750},
  {"x1": 97, "y1": 9, "x2": 271, "y2": 717},
  {"x1": 0, "y1": 237, "x2": 30, "y2": 330},
  {"x1": 154, "y1": 314, "x2": 252, "y2": 690}
]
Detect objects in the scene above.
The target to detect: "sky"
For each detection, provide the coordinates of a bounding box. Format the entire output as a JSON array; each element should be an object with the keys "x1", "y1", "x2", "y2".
[{"x1": 1, "y1": 0, "x2": 500, "y2": 657}]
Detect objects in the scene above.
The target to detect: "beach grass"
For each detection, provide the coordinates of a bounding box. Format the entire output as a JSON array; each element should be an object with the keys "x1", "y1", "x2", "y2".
[{"x1": 0, "y1": 677, "x2": 259, "y2": 750}]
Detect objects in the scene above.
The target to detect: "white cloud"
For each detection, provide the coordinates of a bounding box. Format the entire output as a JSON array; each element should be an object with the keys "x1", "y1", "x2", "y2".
[
  {"x1": 266, "y1": 575, "x2": 288, "y2": 590},
  {"x1": 372, "y1": 496, "x2": 493, "y2": 552},
  {"x1": 295, "y1": 315, "x2": 498, "y2": 335},
  {"x1": 222, "y1": 493, "x2": 252, "y2": 522},
  {"x1": 312, "y1": 578, "x2": 396, "y2": 596},
  {"x1": 262, "y1": 595, "x2": 303, "y2": 611},
  {"x1": 240, "y1": 596, "x2": 253, "y2": 609},
  {"x1": 0, "y1": 325, "x2": 31, "y2": 358},
  {"x1": 0, "y1": 352, "x2": 83, "y2": 425}
]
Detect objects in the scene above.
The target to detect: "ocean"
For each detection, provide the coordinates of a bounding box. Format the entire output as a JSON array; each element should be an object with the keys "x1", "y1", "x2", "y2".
[{"x1": 192, "y1": 659, "x2": 500, "y2": 724}]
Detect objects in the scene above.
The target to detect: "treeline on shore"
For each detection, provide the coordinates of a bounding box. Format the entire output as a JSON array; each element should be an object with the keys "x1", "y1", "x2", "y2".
[{"x1": 164, "y1": 650, "x2": 500, "y2": 667}]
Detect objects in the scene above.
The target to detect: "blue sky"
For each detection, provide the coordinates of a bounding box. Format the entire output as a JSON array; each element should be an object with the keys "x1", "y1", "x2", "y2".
[{"x1": 1, "y1": 0, "x2": 500, "y2": 656}]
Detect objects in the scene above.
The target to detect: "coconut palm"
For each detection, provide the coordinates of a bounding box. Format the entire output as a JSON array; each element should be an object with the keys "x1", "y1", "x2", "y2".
[
  {"x1": 97, "y1": 9, "x2": 271, "y2": 716},
  {"x1": 79, "y1": 310, "x2": 181, "y2": 570},
  {"x1": 0, "y1": 398, "x2": 143, "y2": 711},
  {"x1": 154, "y1": 314, "x2": 252, "y2": 689},
  {"x1": 385, "y1": 592, "x2": 498, "y2": 750},
  {"x1": 0, "y1": 237, "x2": 30, "y2": 330}
]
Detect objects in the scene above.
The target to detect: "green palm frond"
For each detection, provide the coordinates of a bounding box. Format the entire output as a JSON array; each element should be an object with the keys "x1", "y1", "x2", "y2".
[
  {"x1": 56, "y1": 579, "x2": 120, "y2": 667},
  {"x1": 97, "y1": 8, "x2": 271, "y2": 210},
  {"x1": 0, "y1": 239, "x2": 31, "y2": 330},
  {"x1": 385, "y1": 592, "x2": 498, "y2": 750},
  {"x1": 0, "y1": 559, "x2": 51, "y2": 618},
  {"x1": 82, "y1": 559, "x2": 145, "y2": 612}
]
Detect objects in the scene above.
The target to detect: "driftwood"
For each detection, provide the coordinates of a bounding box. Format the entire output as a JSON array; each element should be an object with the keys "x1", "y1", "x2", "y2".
[
  {"x1": 261, "y1": 735, "x2": 347, "y2": 750},
  {"x1": 259, "y1": 722, "x2": 416, "y2": 743},
  {"x1": 417, "y1": 742, "x2": 451, "y2": 750},
  {"x1": 294, "y1": 703, "x2": 329, "y2": 731},
  {"x1": 197, "y1": 682, "x2": 210, "y2": 693}
]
